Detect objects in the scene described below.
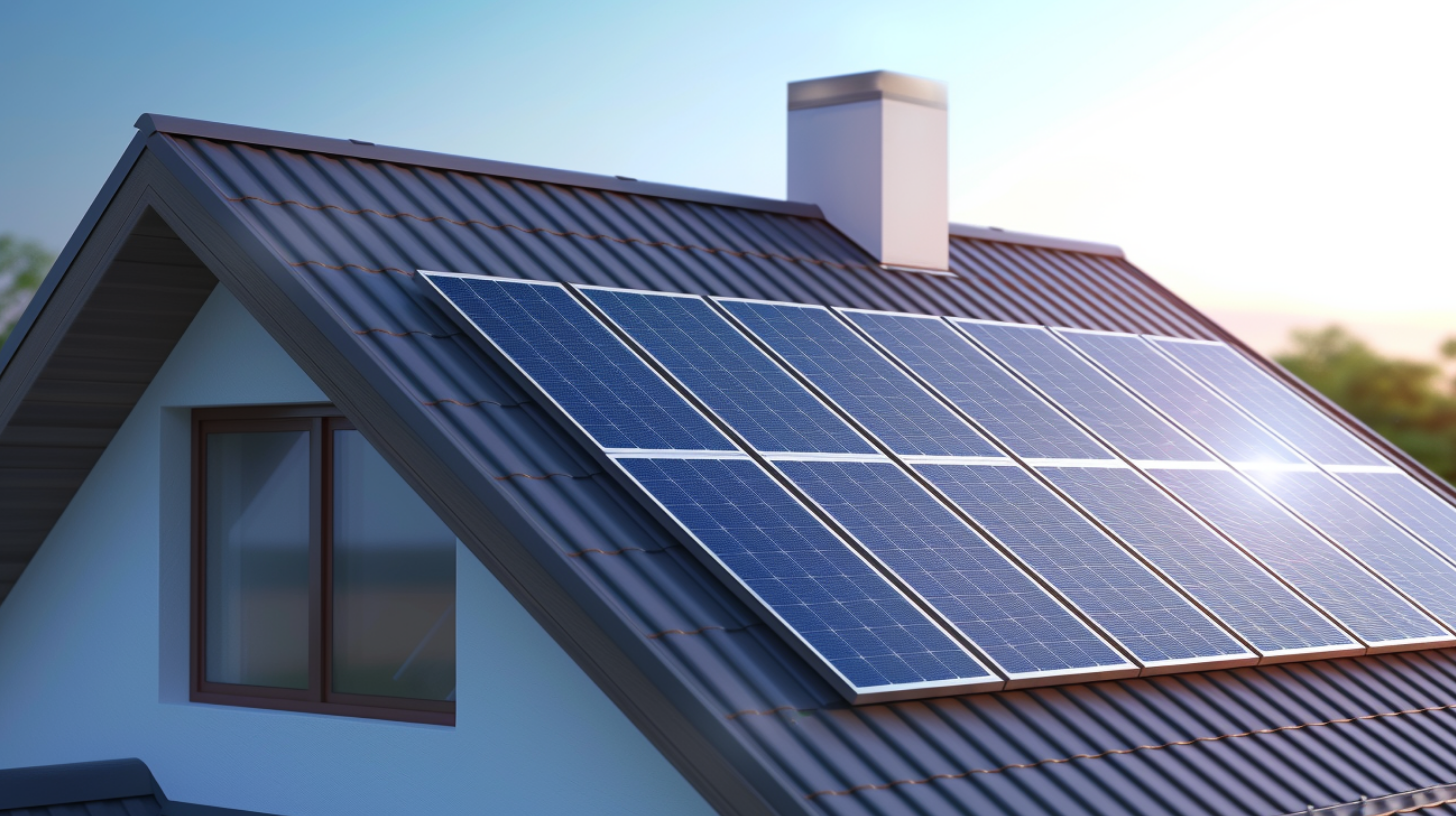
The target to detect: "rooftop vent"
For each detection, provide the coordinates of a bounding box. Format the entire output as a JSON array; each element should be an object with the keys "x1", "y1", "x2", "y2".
[{"x1": 788, "y1": 70, "x2": 949, "y2": 272}]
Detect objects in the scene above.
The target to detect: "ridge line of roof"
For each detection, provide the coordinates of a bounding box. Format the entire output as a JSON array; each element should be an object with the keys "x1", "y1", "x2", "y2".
[
  {"x1": 950, "y1": 222, "x2": 1125, "y2": 258},
  {"x1": 135, "y1": 113, "x2": 825, "y2": 219}
]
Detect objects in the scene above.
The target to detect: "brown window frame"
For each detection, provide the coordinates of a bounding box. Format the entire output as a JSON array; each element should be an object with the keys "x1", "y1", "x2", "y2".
[{"x1": 191, "y1": 404, "x2": 455, "y2": 725}]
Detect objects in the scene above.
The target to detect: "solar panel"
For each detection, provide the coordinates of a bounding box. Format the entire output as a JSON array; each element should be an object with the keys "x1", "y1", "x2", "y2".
[
  {"x1": 1038, "y1": 465, "x2": 1354, "y2": 655},
  {"x1": 776, "y1": 459, "x2": 1132, "y2": 679},
  {"x1": 719, "y1": 300, "x2": 1003, "y2": 458},
  {"x1": 1149, "y1": 337, "x2": 1387, "y2": 467},
  {"x1": 422, "y1": 274, "x2": 734, "y2": 453},
  {"x1": 953, "y1": 320, "x2": 1212, "y2": 463},
  {"x1": 1059, "y1": 330, "x2": 1305, "y2": 465},
  {"x1": 582, "y1": 288, "x2": 876, "y2": 456},
  {"x1": 844, "y1": 310, "x2": 1114, "y2": 461},
  {"x1": 1148, "y1": 467, "x2": 1448, "y2": 647},
  {"x1": 1338, "y1": 471, "x2": 1456, "y2": 565},
  {"x1": 1243, "y1": 468, "x2": 1456, "y2": 629},
  {"x1": 618, "y1": 456, "x2": 997, "y2": 699},
  {"x1": 911, "y1": 462, "x2": 1250, "y2": 666}
]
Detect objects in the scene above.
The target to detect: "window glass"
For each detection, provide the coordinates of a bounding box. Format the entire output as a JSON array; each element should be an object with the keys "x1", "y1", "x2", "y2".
[
  {"x1": 205, "y1": 431, "x2": 311, "y2": 688},
  {"x1": 331, "y1": 429, "x2": 456, "y2": 701}
]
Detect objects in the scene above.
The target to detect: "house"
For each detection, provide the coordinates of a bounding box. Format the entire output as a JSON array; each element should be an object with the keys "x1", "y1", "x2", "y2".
[{"x1": 3, "y1": 69, "x2": 1456, "y2": 816}]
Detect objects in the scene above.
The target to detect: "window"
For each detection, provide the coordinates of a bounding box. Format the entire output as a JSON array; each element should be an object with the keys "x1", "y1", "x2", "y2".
[{"x1": 192, "y1": 405, "x2": 456, "y2": 724}]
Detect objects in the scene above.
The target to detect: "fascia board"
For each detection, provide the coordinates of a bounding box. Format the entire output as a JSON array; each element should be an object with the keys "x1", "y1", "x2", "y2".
[{"x1": 0, "y1": 130, "x2": 150, "y2": 380}]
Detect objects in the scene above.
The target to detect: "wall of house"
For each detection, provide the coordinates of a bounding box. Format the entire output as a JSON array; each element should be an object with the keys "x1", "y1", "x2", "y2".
[{"x1": 0, "y1": 285, "x2": 714, "y2": 816}]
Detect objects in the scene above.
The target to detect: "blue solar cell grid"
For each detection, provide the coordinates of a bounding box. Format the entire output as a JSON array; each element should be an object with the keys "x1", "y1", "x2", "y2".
[
  {"x1": 1245, "y1": 468, "x2": 1456, "y2": 629},
  {"x1": 912, "y1": 462, "x2": 1248, "y2": 665},
  {"x1": 1060, "y1": 330, "x2": 1305, "y2": 465},
  {"x1": 426, "y1": 275, "x2": 733, "y2": 452},
  {"x1": 1038, "y1": 465, "x2": 1353, "y2": 654},
  {"x1": 582, "y1": 289, "x2": 876, "y2": 456},
  {"x1": 617, "y1": 457, "x2": 992, "y2": 691},
  {"x1": 719, "y1": 300, "x2": 1003, "y2": 458},
  {"x1": 1150, "y1": 337, "x2": 1387, "y2": 467},
  {"x1": 1339, "y1": 471, "x2": 1456, "y2": 565},
  {"x1": 777, "y1": 459, "x2": 1129, "y2": 677},
  {"x1": 846, "y1": 310, "x2": 1114, "y2": 461},
  {"x1": 952, "y1": 320, "x2": 1212, "y2": 463},
  {"x1": 1148, "y1": 467, "x2": 1446, "y2": 646}
]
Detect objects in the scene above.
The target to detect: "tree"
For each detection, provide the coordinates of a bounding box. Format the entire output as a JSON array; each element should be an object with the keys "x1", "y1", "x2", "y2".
[
  {"x1": 1276, "y1": 325, "x2": 1456, "y2": 483},
  {"x1": 0, "y1": 234, "x2": 54, "y2": 347}
]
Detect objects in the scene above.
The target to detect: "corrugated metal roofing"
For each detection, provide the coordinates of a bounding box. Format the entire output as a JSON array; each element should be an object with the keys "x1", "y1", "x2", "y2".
[
  {"x1": 143, "y1": 127, "x2": 1456, "y2": 815},
  {"x1": 11, "y1": 116, "x2": 1456, "y2": 815}
]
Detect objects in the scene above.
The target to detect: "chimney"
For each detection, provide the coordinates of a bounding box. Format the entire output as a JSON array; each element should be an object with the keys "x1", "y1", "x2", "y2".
[{"x1": 788, "y1": 70, "x2": 949, "y2": 272}]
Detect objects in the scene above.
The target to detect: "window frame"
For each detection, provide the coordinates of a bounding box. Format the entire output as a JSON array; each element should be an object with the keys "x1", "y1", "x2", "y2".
[{"x1": 191, "y1": 404, "x2": 455, "y2": 725}]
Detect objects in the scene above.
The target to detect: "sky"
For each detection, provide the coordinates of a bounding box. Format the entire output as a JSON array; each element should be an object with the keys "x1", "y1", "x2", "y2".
[{"x1": 2, "y1": 0, "x2": 1452, "y2": 358}]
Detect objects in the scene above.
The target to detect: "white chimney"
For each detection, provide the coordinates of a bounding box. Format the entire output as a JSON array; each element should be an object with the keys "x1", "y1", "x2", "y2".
[{"x1": 788, "y1": 70, "x2": 949, "y2": 272}]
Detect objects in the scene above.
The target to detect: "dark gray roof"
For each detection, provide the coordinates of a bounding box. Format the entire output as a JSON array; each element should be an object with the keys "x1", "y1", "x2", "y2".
[
  {"x1": 5, "y1": 115, "x2": 1456, "y2": 816},
  {"x1": 0, "y1": 758, "x2": 277, "y2": 816}
]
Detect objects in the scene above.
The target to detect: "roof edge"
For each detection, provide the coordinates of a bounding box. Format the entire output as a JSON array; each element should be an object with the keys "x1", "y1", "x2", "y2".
[
  {"x1": 0, "y1": 128, "x2": 150, "y2": 380},
  {"x1": 135, "y1": 114, "x2": 825, "y2": 219},
  {"x1": 950, "y1": 222, "x2": 1125, "y2": 258}
]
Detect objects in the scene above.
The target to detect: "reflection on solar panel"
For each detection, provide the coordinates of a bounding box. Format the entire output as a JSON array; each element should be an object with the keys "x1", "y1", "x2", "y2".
[
  {"x1": 845, "y1": 310, "x2": 1113, "y2": 461},
  {"x1": 582, "y1": 289, "x2": 875, "y2": 455},
  {"x1": 1060, "y1": 330, "x2": 1304, "y2": 465},
  {"x1": 953, "y1": 320, "x2": 1211, "y2": 462},
  {"x1": 1244, "y1": 468, "x2": 1456, "y2": 629},
  {"x1": 1148, "y1": 467, "x2": 1447, "y2": 646},
  {"x1": 1150, "y1": 338, "x2": 1386, "y2": 467},
  {"x1": 719, "y1": 300, "x2": 1002, "y2": 458},
  {"x1": 777, "y1": 459, "x2": 1131, "y2": 679},
  {"x1": 422, "y1": 274, "x2": 733, "y2": 452},
  {"x1": 1039, "y1": 465, "x2": 1353, "y2": 654},
  {"x1": 912, "y1": 462, "x2": 1249, "y2": 666},
  {"x1": 619, "y1": 457, "x2": 995, "y2": 698},
  {"x1": 1339, "y1": 471, "x2": 1456, "y2": 565}
]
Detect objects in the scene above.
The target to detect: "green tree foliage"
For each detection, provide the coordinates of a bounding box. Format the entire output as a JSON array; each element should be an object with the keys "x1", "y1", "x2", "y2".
[
  {"x1": 1276, "y1": 325, "x2": 1456, "y2": 482},
  {"x1": 0, "y1": 234, "x2": 54, "y2": 347}
]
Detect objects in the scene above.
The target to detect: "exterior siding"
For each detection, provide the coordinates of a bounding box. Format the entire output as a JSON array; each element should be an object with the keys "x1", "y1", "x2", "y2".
[{"x1": 0, "y1": 287, "x2": 712, "y2": 816}]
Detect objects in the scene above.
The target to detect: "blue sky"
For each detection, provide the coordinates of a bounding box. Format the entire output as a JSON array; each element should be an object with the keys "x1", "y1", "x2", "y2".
[{"x1": 3, "y1": 0, "x2": 1452, "y2": 355}]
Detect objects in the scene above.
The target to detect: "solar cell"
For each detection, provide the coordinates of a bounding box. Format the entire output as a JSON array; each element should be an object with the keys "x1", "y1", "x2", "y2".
[
  {"x1": 845, "y1": 310, "x2": 1113, "y2": 461},
  {"x1": 911, "y1": 462, "x2": 1250, "y2": 665},
  {"x1": 1060, "y1": 330, "x2": 1304, "y2": 465},
  {"x1": 583, "y1": 289, "x2": 876, "y2": 455},
  {"x1": 777, "y1": 459, "x2": 1130, "y2": 678},
  {"x1": 1148, "y1": 467, "x2": 1447, "y2": 646},
  {"x1": 1338, "y1": 471, "x2": 1456, "y2": 565},
  {"x1": 1244, "y1": 468, "x2": 1456, "y2": 629},
  {"x1": 719, "y1": 300, "x2": 1003, "y2": 458},
  {"x1": 1150, "y1": 337, "x2": 1386, "y2": 467},
  {"x1": 1039, "y1": 465, "x2": 1353, "y2": 654},
  {"x1": 618, "y1": 456, "x2": 996, "y2": 697},
  {"x1": 423, "y1": 274, "x2": 734, "y2": 452},
  {"x1": 953, "y1": 320, "x2": 1212, "y2": 462}
]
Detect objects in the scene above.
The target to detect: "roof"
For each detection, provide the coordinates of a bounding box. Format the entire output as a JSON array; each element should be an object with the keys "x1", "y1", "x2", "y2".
[
  {"x1": 0, "y1": 758, "x2": 277, "y2": 815},
  {"x1": 4, "y1": 114, "x2": 1456, "y2": 816}
]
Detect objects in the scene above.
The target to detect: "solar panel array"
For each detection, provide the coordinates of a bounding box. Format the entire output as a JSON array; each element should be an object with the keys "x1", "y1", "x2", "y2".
[{"x1": 423, "y1": 271, "x2": 1456, "y2": 704}]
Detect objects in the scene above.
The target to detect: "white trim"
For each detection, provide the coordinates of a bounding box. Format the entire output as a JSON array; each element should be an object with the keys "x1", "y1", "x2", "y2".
[
  {"x1": 1023, "y1": 457, "x2": 1128, "y2": 469},
  {"x1": 760, "y1": 451, "x2": 889, "y2": 463},
  {"x1": 896, "y1": 454, "x2": 1015, "y2": 466},
  {"x1": 1134, "y1": 459, "x2": 1229, "y2": 471},
  {"x1": 608, "y1": 449, "x2": 747, "y2": 460},
  {"x1": 1324, "y1": 464, "x2": 1403, "y2": 474},
  {"x1": 1233, "y1": 461, "x2": 1320, "y2": 473}
]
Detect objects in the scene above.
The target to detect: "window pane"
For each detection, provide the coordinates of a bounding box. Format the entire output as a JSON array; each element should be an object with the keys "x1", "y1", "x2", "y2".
[
  {"x1": 332, "y1": 430, "x2": 456, "y2": 701},
  {"x1": 206, "y1": 431, "x2": 311, "y2": 689}
]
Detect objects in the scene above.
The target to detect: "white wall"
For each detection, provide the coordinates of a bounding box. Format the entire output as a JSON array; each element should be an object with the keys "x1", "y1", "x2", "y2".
[{"x1": 0, "y1": 285, "x2": 713, "y2": 816}]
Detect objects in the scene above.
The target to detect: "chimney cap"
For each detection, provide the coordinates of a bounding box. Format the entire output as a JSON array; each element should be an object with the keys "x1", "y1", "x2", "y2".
[{"x1": 787, "y1": 70, "x2": 947, "y2": 112}]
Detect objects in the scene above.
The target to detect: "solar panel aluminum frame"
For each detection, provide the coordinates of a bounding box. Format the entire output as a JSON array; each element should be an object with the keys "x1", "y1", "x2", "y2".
[
  {"x1": 944, "y1": 319, "x2": 1394, "y2": 658},
  {"x1": 414, "y1": 271, "x2": 1001, "y2": 704},
  {"x1": 835, "y1": 308, "x2": 1275, "y2": 668},
  {"x1": 717, "y1": 300, "x2": 1254, "y2": 675},
  {"x1": 575, "y1": 286, "x2": 1136, "y2": 687}
]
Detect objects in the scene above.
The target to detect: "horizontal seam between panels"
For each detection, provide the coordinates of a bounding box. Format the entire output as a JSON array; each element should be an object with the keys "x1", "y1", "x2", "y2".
[
  {"x1": 227, "y1": 194, "x2": 875, "y2": 271},
  {"x1": 795, "y1": 699, "x2": 1456, "y2": 800}
]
